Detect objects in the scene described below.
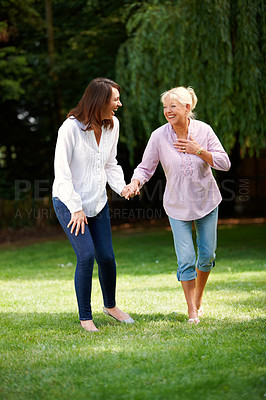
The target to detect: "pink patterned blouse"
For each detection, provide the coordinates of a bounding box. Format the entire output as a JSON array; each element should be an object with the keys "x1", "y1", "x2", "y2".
[{"x1": 132, "y1": 119, "x2": 231, "y2": 221}]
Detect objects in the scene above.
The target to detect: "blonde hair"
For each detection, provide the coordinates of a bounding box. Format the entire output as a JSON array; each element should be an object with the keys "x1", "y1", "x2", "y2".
[{"x1": 161, "y1": 86, "x2": 198, "y2": 119}]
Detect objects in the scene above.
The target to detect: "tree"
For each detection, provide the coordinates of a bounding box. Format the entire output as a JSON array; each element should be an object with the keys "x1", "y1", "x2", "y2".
[
  {"x1": 116, "y1": 0, "x2": 265, "y2": 164},
  {"x1": 0, "y1": 0, "x2": 131, "y2": 199}
]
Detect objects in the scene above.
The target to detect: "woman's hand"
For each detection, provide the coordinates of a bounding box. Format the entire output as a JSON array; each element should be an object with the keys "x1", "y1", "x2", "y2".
[
  {"x1": 173, "y1": 135, "x2": 201, "y2": 155},
  {"x1": 121, "y1": 180, "x2": 140, "y2": 199},
  {"x1": 67, "y1": 210, "x2": 88, "y2": 236},
  {"x1": 130, "y1": 179, "x2": 140, "y2": 197},
  {"x1": 121, "y1": 185, "x2": 134, "y2": 200},
  {"x1": 174, "y1": 135, "x2": 214, "y2": 166}
]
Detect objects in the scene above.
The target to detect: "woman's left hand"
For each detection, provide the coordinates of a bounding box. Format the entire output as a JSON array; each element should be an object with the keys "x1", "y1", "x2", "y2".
[
  {"x1": 174, "y1": 135, "x2": 201, "y2": 155},
  {"x1": 67, "y1": 210, "x2": 88, "y2": 236},
  {"x1": 121, "y1": 184, "x2": 138, "y2": 200}
]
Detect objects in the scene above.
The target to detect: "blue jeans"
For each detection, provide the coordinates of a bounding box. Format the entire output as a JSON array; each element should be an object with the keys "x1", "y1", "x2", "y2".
[
  {"x1": 53, "y1": 197, "x2": 116, "y2": 320},
  {"x1": 169, "y1": 207, "x2": 218, "y2": 281}
]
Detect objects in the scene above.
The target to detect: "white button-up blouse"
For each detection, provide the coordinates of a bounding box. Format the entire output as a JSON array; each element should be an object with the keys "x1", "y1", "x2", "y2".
[{"x1": 52, "y1": 116, "x2": 126, "y2": 217}]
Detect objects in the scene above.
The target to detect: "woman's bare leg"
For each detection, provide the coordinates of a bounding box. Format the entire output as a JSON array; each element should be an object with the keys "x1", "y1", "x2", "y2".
[
  {"x1": 181, "y1": 279, "x2": 198, "y2": 320},
  {"x1": 196, "y1": 269, "x2": 210, "y2": 315}
]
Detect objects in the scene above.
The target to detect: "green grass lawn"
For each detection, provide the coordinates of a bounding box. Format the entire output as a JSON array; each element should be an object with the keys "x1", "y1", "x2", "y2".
[{"x1": 0, "y1": 224, "x2": 265, "y2": 400}]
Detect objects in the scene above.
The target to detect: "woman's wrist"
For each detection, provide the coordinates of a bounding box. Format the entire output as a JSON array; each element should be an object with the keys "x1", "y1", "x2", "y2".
[
  {"x1": 73, "y1": 209, "x2": 83, "y2": 215},
  {"x1": 196, "y1": 146, "x2": 203, "y2": 155},
  {"x1": 131, "y1": 178, "x2": 140, "y2": 188}
]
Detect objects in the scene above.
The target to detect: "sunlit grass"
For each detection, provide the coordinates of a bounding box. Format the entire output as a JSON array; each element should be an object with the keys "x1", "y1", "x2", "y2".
[{"x1": 0, "y1": 224, "x2": 265, "y2": 400}]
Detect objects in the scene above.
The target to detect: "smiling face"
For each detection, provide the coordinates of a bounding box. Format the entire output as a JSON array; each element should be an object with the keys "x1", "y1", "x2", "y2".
[
  {"x1": 163, "y1": 95, "x2": 190, "y2": 126},
  {"x1": 102, "y1": 87, "x2": 122, "y2": 120}
]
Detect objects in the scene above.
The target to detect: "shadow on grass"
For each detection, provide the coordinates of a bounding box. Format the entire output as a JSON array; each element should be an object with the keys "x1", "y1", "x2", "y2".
[
  {"x1": 0, "y1": 224, "x2": 265, "y2": 283},
  {"x1": 1, "y1": 310, "x2": 265, "y2": 335},
  {"x1": 1, "y1": 257, "x2": 265, "y2": 281},
  {"x1": 1, "y1": 311, "x2": 187, "y2": 332},
  {"x1": 1, "y1": 310, "x2": 264, "y2": 400}
]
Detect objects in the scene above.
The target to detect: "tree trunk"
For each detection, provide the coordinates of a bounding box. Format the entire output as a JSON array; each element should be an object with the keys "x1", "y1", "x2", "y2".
[{"x1": 45, "y1": 0, "x2": 64, "y2": 131}]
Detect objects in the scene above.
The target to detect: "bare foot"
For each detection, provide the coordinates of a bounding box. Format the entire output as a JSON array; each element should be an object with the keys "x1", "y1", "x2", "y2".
[
  {"x1": 105, "y1": 306, "x2": 131, "y2": 321},
  {"x1": 187, "y1": 304, "x2": 198, "y2": 321},
  {"x1": 80, "y1": 320, "x2": 99, "y2": 332},
  {"x1": 197, "y1": 306, "x2": 204, "y2": 317},
  {"x1": 188, "y1": 317, "x2": 200, "y2": 325}
]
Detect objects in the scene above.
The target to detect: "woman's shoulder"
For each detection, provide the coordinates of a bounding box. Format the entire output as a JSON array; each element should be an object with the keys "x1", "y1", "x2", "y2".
[
  {"x1": 113, "y1": 116, "x2": 119, "y2": 126},
  {"x1": 104, "y1": 116, "x2": 119, "y2": 135},
  {"x1": 58, "y1": 117, "x2": 83, "y2": 135},
  {"x1": 64, "y1": 116, "x2": 85, "y2": 128},
  {"x1": 151, "y1": 123, "x2": 170, "y2": 138},
  {"x1": 62, "y1": 117, "x2": 81, "y2": 129},
  {"x1": 191, "y1": 119, "x2": 212, "y2": 131},
  {"x1": 111, "y1": 116, "x2": 120, "y2": 132}
]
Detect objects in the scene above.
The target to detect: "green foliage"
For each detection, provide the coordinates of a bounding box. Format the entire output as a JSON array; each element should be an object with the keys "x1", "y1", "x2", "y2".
[
  {"x1": 0, "y1": 225, "x2": 265, "y2": 399},
  {"x1": 116, "y1": 0, "x2": 265, "y2": 160},
  {"x1": 0, "y1": 0, "x2": 264, "y2": 206},
  {"x1": 0, "y1": 0, "x2": 130, "y2": 195},
  {"x1": 0, "y1": 46, "x2": 32, "y2": 101},
  {"x1": 0, "y1": 195, "x2": 56, "y2": 229},
  {"x1": 0, "y1": 1, "x2": 40, "y2": 101}
]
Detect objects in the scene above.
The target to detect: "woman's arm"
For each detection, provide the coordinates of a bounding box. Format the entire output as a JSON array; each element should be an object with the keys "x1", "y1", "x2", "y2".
[
  {"x1": 105, "y1": 119, "x2": 127, "y2": 196},
  {"x1": 53, "y1": 120, "x2": 83, "y2": 212},
  {"x1": 131, "y1": 132, "x2": 160, "y2": 188},
  {"x1": 174, "y1": 135, "x2": 214, "y2": 166},
  {"x1": 206, "y1": 128, "x2": 231, "y2": 171},
  {"x1": 54, "y1": 120, "x2": 88, "y2": 235},
  {"x1": 174, "y1": 128, "x2": 231, "y2": 171}
]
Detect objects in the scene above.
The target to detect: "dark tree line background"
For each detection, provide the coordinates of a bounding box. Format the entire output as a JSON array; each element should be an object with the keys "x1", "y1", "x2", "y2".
[{"x1": 0, "y1": 0, "x2": 265, "y2": 228}]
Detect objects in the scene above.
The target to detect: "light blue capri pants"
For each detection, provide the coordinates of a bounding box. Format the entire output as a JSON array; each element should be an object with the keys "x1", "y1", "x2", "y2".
[{"x1": 169, "y1": 207, "x2": 218, "y2": 281}]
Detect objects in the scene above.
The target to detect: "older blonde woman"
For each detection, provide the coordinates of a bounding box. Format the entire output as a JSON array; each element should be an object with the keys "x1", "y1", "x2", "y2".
[{"x1": 129, "y1": 86, "x2": 231, "y2": 324}]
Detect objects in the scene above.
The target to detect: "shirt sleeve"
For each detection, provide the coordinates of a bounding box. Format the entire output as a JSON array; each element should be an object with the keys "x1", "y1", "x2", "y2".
[
  {"x1": 53, "y1": 121, "x2": 83, "y2": 213},
  {"x1": 105, "y1": 119, "x2": 126, "y2": 196},
  {"x1": 207, "y1": 127, "x2": 231, "y2": 171},
  {"x1": 131, "y1": 132, "x2": 160, "y2": 187}
]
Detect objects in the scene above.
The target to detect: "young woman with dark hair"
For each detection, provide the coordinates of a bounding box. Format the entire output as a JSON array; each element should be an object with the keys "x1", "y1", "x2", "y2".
[
  {"x1": 52, "y1": 78, "x2": 135, "y2": 332},
  {"x1": 67, "y1": 77, "x2": 121, "y2": 134}
]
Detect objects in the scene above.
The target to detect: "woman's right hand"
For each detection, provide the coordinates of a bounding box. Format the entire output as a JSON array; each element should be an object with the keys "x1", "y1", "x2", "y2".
[
  {"x1": 131, "y1": 179, "x2": 140, "y2": 197},
  {"x1": 67, "y1": 210, "x2": 88, "y2": 236}
]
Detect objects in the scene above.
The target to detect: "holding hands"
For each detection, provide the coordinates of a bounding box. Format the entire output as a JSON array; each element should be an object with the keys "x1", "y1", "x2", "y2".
[
  {"x1": 69, "y1": 180, "x2": 141, "y2": 236},
  {"x1": 121, "y1": 179, "x2": 140, "y2": 200}
]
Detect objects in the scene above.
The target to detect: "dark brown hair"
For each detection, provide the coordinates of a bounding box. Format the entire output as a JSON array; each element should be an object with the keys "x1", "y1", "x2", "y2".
[{"x1": 67, "y1": 77, "x2": 121, "y2": 132}]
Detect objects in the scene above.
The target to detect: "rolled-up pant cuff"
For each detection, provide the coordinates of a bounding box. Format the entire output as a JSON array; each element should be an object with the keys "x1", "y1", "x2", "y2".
[
  {"x1": 196, "y1": 260, "x2": 215, "y2": 273},
  {"x1": 177, "y1": 267, "x2": 197, "y2": 282}
]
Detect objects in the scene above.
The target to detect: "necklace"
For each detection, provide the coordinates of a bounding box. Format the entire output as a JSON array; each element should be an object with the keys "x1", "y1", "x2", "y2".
[
  {"x1": 173, "y1": 127, "x2": 188, "y2": 138},
  {"x1": 173, "y1": 119, "x2": 190, "y2": 138}
]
